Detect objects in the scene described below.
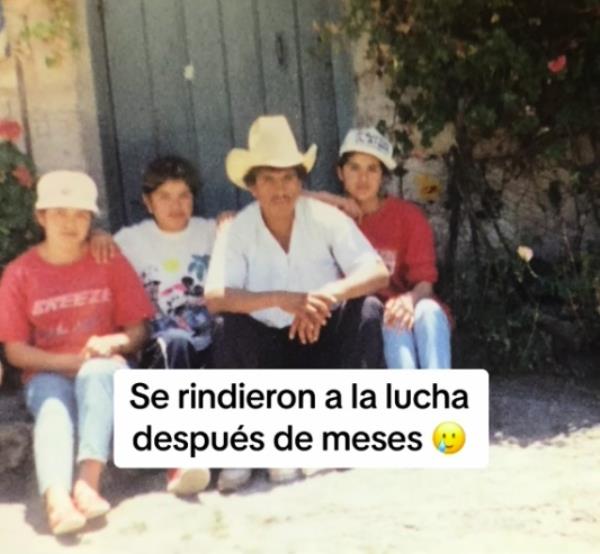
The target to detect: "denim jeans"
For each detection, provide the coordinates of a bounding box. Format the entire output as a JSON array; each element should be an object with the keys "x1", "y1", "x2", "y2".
[
  {"x1": 383, "y1": 298, "x2": 451, "y2": 369},
  {"x1": 24, "y1": 358, "x2": 124, "y2": 495}
]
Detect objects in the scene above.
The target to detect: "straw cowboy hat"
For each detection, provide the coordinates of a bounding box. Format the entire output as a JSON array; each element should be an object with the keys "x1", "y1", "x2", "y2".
[{"x1": 226, "y1": 115, "x2": 317, "y2": 189}]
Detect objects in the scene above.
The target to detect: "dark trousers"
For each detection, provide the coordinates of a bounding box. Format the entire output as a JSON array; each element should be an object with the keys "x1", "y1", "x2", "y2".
[
  {"x1": 140, "y1": 328, "x2": 213, "y2": 369},
  {"x1": 212, "y1": 296, "x2": 386, "y2": 369}
]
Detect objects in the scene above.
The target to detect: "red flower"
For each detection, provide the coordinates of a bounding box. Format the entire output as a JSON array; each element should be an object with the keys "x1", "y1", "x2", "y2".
[
  {"x1": 12, "y1": 165, "x2": 34, "y2": 189},
  {"x1": 547, "y1": 55, "x2": 567, "y2": 74},
  {"x1": 0, "y1": 120, "x2": 23, "y2": 142}
]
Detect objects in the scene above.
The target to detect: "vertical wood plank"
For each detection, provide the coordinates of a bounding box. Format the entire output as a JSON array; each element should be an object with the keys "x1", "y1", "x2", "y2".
[
  {"x1": 86, "y1": 0, "x2": 124, "y2": 229},
  {"x1": 182, "y1": 0, "x2": 237, "y2": 214},
  {"x1": 328, "y1": 1, "x2": 357, "y2": 146},
  {"x1": 296, "y1": 0, "x2": 343, "y2": 192},
  {"x1": 102, "y1": 0, "x2": 155, "y2": 223},
  {"x1": 220, "y1": 0, "x2": 265, "y2": 206},
  {"x1": 144, "y1": 0, "x2": 197, "y2": 162},
  {"x1": 256, "y1": 0, "x2": 304, "y2": 142},
  {"x1": 97, "y1": 0, "x2": 355, "y2": 217}
]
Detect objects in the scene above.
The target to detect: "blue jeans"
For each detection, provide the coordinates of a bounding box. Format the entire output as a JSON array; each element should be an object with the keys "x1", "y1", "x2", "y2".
[
  {"x1": 383, "y1": 298, "x2": 451, "y2": 369},
  {"x1": 24, "y1": 358, "x2": 124, "y2": 495}
]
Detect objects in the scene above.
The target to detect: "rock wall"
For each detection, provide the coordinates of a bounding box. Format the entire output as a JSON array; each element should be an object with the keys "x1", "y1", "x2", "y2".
[
  {"x1": 0, "y1": 392, "x2": 31, "y2": 477},
  {"x1": 348, "y1": 38, "x2": 600, "y2": 266},
  {"x1": 0, "y1": 0, "x2": 106, "y2": 215}
]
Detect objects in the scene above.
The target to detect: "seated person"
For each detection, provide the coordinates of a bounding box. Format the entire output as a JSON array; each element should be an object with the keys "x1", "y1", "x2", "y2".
[
  {"x1": 96, "y1": 155, "x2": 215, "y2": 496},
  {"x1": 113, "y1": 156, "x2": 215, "y2": 370},
  {"x1": 0, "y1": 171, "x2": 153, "y2": 535},
  {"x1": 309, "y1": 127, "x2": 452, "y2": 369},
  {"x1": 204, "y1": 115, "x2": 390, "y2": 490}
]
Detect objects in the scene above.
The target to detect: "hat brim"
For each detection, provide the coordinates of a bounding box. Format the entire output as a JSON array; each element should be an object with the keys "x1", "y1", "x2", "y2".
[
  {"x1": 226, "y1": 144, "x2": 317, "y2": 189},
  {"x1": 339, "y1": 144, "x2": 397, "y2": 171},
  {"x1": 35, "y1": 199, "x2": 99, "y2": 215}
]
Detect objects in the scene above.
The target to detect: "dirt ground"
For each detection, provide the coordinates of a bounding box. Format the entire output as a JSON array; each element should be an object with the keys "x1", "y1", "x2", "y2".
[{"x1": 1, "y1": 373, "x2": 599, "y2": 554}]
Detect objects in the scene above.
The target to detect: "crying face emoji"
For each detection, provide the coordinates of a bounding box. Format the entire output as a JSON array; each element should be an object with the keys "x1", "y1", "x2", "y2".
[{"x1": 433, "y1": 422, "x2": 466, "y2": 455}]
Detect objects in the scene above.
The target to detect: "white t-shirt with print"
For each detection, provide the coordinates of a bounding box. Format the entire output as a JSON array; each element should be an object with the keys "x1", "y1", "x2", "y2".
[
  {"x1": 115, "y1": 217, "x2": 216, "y2": 350},
  {"x1": 205, "y1": 197, "x2": 382, "y2": 328}
]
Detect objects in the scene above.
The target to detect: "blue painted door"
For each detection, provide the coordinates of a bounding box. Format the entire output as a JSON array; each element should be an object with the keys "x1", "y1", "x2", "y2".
[{"x1": 100, "y1": 0, "x2": 354, "y2": 223}]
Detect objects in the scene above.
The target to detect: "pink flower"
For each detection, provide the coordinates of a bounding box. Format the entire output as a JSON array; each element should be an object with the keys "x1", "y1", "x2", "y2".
[
  {"x1": 0, "y1": 120, "x2": 22, "y2": 142},
  {"x1": 12, "y1": 165, "x2": 34, "y2": 189},
  {"x1": 547, "y1": 55, "x2": 567, "y2": 74}
]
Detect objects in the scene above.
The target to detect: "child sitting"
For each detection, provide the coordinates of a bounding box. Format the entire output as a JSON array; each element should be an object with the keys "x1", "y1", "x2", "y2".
[
  {"x1": 93, "y1": 156, "x2": 215, "y2": 495},
  {"x1": 309, "y1": 128, "x2": 452, "y2": 369},
  {"x1": 0, "y1": 171, "x2": 153, "y2": 535}
]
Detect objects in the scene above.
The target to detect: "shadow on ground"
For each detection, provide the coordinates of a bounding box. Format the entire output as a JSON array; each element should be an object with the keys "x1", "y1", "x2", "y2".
[
  {"x1": 1, "y1": 372, "x2": 599, "y2": 534},
  {"x1": 489, "y1": 373, "x2": 600, "y2": 446}
]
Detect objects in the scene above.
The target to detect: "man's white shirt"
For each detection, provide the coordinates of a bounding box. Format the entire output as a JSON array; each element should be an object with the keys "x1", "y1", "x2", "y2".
[{"x1": 205, "y1": 197, "x2": 382, "y2": 328}]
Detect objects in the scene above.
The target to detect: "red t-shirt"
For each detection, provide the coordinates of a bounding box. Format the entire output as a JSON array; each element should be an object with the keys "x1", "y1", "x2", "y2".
[
  {"x1": 0, "y1": 247, "x2": 154, "y2": 382},
  {"x1": 359, "y1": 197, "x2": 451, "y2": 320}
]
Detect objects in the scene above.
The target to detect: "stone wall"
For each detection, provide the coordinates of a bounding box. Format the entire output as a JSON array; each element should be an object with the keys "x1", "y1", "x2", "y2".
[
  {"x1": 348, "y1": 37, "x2": 600, "y2": 266},
  {"x1": 0, "y1": 390, "x2": 31, "y2": 477},
  {"x1": 0, "y1": 0, "x2": 106, "y2": 214}
]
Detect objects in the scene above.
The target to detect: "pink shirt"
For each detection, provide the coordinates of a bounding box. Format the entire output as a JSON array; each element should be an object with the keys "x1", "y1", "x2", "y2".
[{"x1": 0, "y1": 247, "x2": 154, "y2": 382}]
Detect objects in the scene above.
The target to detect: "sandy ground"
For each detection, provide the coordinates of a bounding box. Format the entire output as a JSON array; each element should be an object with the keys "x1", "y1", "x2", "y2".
[{"x1": 1, "y1": 374, "x2": 599, "y2": 554}]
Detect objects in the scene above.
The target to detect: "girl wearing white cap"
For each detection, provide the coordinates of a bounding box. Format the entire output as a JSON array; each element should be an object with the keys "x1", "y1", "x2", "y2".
[
  {"x1": 0, "y1": 171, "x2": 153, "y2": 534},
  {"x1": 311, "y1": 128, "x2": 451, "y2": 369}
]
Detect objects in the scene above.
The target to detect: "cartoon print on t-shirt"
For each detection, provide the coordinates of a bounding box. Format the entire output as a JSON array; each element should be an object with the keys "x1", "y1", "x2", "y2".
[
  {"x1": 140, "y1": 256, "x2": 211, "y2": 342},
  {"x1": 188, "y1": 254, "x2": 210, "y2": 282}
]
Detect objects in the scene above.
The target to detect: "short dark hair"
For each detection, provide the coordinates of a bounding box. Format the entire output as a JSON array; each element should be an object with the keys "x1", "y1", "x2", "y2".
[
  {"x1": 337, "y1": 152, "x2": 391, "y2": 178},
  {"x1": 142, "y1": 155, "x2": 199, "y2": 196},
  {"x1": 243, "y1": 164, "x2": 308, "y2": 188}
]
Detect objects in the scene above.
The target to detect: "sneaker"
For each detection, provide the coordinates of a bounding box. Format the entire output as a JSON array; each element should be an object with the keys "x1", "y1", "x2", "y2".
[
  {"x1": 217, "y1": 468, "x2": 252, "y2": 492},
  {"x1": 166, "y1": 468, "x2": 211, "y2": 496},
  {"x1": 268, "y1": 468, "x2": 300, "y2": 484}
]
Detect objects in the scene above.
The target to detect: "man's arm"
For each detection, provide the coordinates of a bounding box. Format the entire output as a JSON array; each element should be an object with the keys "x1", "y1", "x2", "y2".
[
  {"x1": 205, "y1": 289, "x2": 335, "y2": 327},
  {"x1": 205, "y1": 288, "x2": 279, "y2": 315},
  {"x1": 303, "y1": 190, "x2": 363, "y2": 220},
  {"x1": 315, "y1": 260, "x2": 390, "y2": 303}
]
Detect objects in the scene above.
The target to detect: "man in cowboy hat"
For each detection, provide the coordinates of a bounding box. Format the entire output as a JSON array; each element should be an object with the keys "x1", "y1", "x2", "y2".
[{"x1": 205, "y1": 115, "x2": 389, "y2": 369}]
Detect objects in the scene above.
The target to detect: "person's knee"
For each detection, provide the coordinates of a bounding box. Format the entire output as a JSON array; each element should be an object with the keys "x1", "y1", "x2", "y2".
[
  {"x1": 415, "y1": 298, "x2": 445, "y2": 322},
  {"x1": 158, "y1": 328, "x2": 194, "y2": 349},
  {"x1": 26, "y1": 373, "x2": 72, "y2": 412},
  {"x1": 76, "y1": 358, "x2": 123, "y2": 385},
  {"x1": 360, "y1": 295, "x2": 384, "y2": 320}
]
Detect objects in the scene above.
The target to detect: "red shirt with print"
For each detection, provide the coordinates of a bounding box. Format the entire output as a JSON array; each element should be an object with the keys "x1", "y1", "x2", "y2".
[
  {"x1": 359, "y1": 196, "x2": 451, "y2": 320},
  {"x1": 0, "y1": 247, "x2": 154, "y2": 382}
]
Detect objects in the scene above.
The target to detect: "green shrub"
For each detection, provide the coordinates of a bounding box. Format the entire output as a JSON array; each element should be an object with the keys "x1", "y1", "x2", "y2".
[
  {"x1": 0, "y1": 120, "x2": 39, "y2": 273},
  {"x1": 330, "y1": 0, "x2": 600, "y2": 371}
]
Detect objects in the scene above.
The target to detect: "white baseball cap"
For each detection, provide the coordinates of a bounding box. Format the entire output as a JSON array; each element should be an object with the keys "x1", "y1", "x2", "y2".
[
  {"x1": 35, "y1": 170, "x2": 99, "y2": 214},
  {"x1": 339, "y1": 127, "x2": 397, "y2": 170}
]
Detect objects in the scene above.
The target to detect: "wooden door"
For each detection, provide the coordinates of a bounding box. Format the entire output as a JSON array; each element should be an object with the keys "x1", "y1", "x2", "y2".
[{"x1": 98, "y1": 0, "x2": 354, "y2": 225}]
